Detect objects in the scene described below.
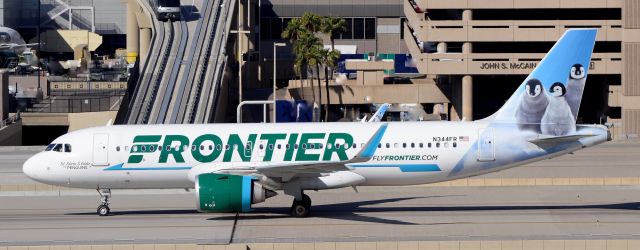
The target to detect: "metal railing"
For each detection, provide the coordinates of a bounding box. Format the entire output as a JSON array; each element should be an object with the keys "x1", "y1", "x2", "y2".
[{"x1": 26, "y1": 96, "x2": 123, "y2": 113}]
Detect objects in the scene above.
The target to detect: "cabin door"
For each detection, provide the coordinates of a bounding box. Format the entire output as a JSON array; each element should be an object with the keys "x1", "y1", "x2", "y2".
[
  {"x1": 477, "y1": 128, "x2": 495, "y2": 162},
  {"x1": 92, "y1": 133, "x2": 110, "y2": 166}
]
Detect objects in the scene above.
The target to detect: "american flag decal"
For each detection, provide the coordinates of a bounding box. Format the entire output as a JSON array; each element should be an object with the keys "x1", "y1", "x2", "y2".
[{"x1": 459, "y1": 136, "x2": 469, "y2": 141}]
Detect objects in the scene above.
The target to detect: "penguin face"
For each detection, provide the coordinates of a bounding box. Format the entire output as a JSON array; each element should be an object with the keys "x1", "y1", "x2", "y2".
[
  {"x1": 550, "y1": 82, "x2": 566, "y2": 97},
  {"x1": 525, "y1": 79, "x2": 543, "y2": 97},
  {"x1": 570, "y1": 64, "x2": 585, "y2": 79}
]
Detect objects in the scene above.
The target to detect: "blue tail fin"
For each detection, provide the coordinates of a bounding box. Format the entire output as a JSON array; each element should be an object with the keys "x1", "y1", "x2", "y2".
[{"x1": 491, "y1": 29, "x2": 597, "y2": 128}]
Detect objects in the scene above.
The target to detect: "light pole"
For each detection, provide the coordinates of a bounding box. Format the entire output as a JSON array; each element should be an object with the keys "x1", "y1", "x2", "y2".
[{"x1": 273, "y1": 42, "x2": 285, "y2": 123}]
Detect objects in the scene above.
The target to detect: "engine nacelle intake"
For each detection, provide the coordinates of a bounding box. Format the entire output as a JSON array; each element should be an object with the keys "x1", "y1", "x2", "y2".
[{"x1": 195, "y1": 173, "x2": 276, "y2": 212}]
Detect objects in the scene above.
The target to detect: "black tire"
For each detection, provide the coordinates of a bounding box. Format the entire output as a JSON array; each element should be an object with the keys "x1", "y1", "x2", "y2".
[
  {"x1": 97, "y1": 205, "x2": 110, "y2": 216},
  {"x1": 291, "y1": 200, "x2": 310, "y2": 217},
  {"x1": 302, "y1": 194, "x2": 311, "y2": 207}
]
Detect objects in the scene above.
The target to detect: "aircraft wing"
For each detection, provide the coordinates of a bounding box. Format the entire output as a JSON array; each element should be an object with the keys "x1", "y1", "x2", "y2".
[
  {"x1": 0, "y1": 43, "x2": 38, "y2": 50},
  {"x1": 254, "y1": 123, "x2": 387, "y2": 174},
  {"x1": 188, "y1": 124, "x2": 388, "y2": 181}
]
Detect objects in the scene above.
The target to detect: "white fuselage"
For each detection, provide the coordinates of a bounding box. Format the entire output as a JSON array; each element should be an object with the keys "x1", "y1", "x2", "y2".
[{"x1": 23, "y1": 121, "x2": 609, "y2": 190}]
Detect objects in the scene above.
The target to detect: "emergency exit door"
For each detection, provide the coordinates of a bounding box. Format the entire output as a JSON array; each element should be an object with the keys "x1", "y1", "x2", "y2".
[{"x1": 93, "y1": 133, "x2": 109, "y2": 166}]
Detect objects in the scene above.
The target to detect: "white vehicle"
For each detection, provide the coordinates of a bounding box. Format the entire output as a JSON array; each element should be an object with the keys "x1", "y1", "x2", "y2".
[{"x1": 23, "y1": 29, "x2": 609, "y2": 217}]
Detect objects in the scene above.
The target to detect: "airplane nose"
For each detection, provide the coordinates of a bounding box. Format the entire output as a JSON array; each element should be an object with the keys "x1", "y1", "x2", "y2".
[{"x1": 23, "y1": 154, "x2": 41, "y2": 181}]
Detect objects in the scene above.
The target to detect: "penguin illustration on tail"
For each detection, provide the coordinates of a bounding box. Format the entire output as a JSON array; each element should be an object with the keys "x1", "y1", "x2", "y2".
[
  {"x1": 541, "y1": 82, "x2": 576, "y2": 136},
  {"x1": 515, "y1": 78, "x2": 548, "y2": 132},
  {"x1": 566, "y1": 63, "x2": 586, "y2": 119}
]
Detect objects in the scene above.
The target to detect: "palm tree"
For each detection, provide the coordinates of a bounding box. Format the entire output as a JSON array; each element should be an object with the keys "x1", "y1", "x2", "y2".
[
  {"x1": 283, "y1": 13, "x2": 345, "y2": 122},
  {"x1": 321, "y1": 16, "x2": 347, "y2": 52},
  {"x1": 319, "y1": 17, "x2": 346, "y2": 121},
  {"x1": 320, "y1": 48, "x2": 341, "y2": 121},
  {"x1": 283, "y1": 18, "x2": 316, "y2": 105}
]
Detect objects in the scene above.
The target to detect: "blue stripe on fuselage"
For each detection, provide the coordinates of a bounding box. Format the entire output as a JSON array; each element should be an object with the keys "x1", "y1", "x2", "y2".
[
  {"x1": 103, "y1": 163, "x2": 192, "y2": 171},
  {"x1": 351, "y1": 163, "x2": 441, "y2": 172}
]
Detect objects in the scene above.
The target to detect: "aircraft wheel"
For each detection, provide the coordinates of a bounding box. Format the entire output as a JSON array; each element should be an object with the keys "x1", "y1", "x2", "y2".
[
  {"x1": 291, "y1": 194, "x2": 311, "y2": 217},
  {"x1": 97, "y1": 205, "x2": 110, "y2": 216}
]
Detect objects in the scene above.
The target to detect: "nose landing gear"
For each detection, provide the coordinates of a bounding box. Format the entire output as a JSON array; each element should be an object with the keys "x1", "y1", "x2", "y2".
[{"x1": 96, "y1": 188, "x2": 111, "y2": 216}]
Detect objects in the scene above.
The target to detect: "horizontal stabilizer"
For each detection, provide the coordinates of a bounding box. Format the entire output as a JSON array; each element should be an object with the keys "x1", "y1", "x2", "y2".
[{"x1": 528, "y1": 134, "x2": 594, "y2": 148}]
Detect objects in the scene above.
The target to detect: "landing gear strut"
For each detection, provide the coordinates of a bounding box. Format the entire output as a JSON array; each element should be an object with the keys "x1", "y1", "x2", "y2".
[
  {"x1": 96, "y1": 188, "x2": 111, "y2": 216},
  {"x1": 290, "y1": 193, "x2": 311, "y2": 217}
]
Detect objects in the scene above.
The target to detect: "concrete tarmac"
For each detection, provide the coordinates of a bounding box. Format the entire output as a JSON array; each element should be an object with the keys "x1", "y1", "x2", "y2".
[{"x1": 1, "y1": 185, "x2": 639, "y2": 245}]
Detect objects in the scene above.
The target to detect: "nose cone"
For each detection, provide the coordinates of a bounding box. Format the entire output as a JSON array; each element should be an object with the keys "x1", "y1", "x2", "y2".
[{"x1": 23, "y1": 154, "x2": 43, "y2": 183}]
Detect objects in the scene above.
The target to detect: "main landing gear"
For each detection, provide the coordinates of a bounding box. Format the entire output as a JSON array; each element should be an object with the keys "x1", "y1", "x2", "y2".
[
  {"x1": 290, "y1": 193, "x2": 311, "y2": 217},
  {"x1": 97, "y1": 188, "x2": 111, "y2": 216}
]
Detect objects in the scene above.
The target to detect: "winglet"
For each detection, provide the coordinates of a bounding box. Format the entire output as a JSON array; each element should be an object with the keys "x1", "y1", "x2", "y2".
[
  {"x1": 368, "y1": 103, "x2": 390, "y2": 122},
  {"x1": 350, "y1": 123, "x2": 388, "y2": 163}
]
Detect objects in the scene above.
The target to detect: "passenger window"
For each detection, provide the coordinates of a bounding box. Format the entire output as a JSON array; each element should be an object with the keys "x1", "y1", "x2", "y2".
[
  {"x1": 294, "y1": 144, "x2": 298, "y2": 149},
  {"x1": 260, "y1": 144, "x2": 264, "y2": 150},
  {"x1": 385, "y1": 143, "x2": 390, "y2": 148},
  {"x1": 116, "y1": 146, "x2": 121, "y2": 152},
  {"x1": 302, "y1": 144, "x2": 307, "y2": 149},
  {"x1": 286, "y1": 144, "x2": 290, "y2": 149},
  {"x1": 53, "y1": 144, "x2": 63, "y2": 152},
  {"x1": 335, "y1": 143, "x2": 340, "y2": 149},
  {"x1": 411, "y1": 143, "x2": 415, "y2": 148},
  {"x1": 402, "y1": 143, "x2": 406, "y2": 148},
  {"x1": 319, "y1": 143, "x2": 324, "y2": 149},
  {"x1": 436, "y1": 142, "x2": 440, "y2": 148},
  {"x1": 353, "y1": 143, "x2": 357, "y2": 149},
  {"x1": 378, "y1": 143, "x2": 381, "y2": 148},
  {"x1": 191, "y1": 145, "x2": 196, "y2": 151},
  {"x1": 309, "y1": 143, "x2": 314, "y2": 149},
  {"x1": 419, "y1": 143, "x2": 423, "y2": 148},
  {"x1": 277, "y1": 144, "x2": 282, "y2": 149},
  {"x1": 64, "y1": 144, "x2": 72, "y2": 152},
  {"x1": 125, "y1": 146, "x2": 129, "y2": 152},
  {"x1": 45, "y1": 144, "x2": 55, "y2": 151},
  {"x1": 428, "y1": 142, "x2": 432, "y2": 148},
  {"x1": 453, "y1": 142, "x2": 457, "y2": 148},
  {"x1": 394, "y1": 143, "x2": 398, "y2": 148},
  {"x1": 166, "y1": 145, "x2": 171, "y2": 151},
  {"x1": 444, "y1": 142, "x2": 449, "y2": 148},
  {"x1": 269, "y1": 144, "x2": 274, "y2": 150},
  {"x1": 225, "y1": 144, "x2": 230, "y2": 150}
]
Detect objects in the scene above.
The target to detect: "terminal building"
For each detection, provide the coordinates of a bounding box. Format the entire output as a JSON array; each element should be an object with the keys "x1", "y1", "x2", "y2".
[
  {"x1": 257, "y1": 0, "x2": 639, "y2": 139},
  {"x1": 0, "y1": 0, "x2": 638, "y2": 141}
]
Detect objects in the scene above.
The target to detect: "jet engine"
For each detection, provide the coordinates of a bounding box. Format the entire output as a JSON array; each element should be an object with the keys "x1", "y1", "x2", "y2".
[{"x1": 195, "y1": 173, "x2": 277, "y2": 212}]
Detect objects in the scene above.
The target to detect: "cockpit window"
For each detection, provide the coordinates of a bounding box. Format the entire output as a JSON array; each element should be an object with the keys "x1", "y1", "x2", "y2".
[
  {"x1": 64, "y1": 144, "x2": 72, "y2": 152},
  {"x1": 52, "y1": 144, "x2": 63, "y2": 152},
  {"x1": 45, "y1": 144, "x2": 55, "y2": 151}
]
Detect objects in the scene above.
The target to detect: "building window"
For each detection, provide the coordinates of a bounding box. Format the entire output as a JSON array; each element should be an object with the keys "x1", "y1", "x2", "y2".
[
  {"x1": 353, "y1": 18, "x2": 364, "y2": 39},
  {"x1": 365, "y1": 18, "x2": 376, "y2": 39},
  {"x1": 342, "y1": 18, "x2": 353, "y2": 39}
]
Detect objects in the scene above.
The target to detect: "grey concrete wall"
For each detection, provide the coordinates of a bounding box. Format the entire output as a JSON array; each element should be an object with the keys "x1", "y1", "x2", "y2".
[
  {"x1": 0, "y1": 120, "x2": 22, "y2": 146},
  {"x1": 262, "y1": 0, "x2": 403, "y2": 18}
]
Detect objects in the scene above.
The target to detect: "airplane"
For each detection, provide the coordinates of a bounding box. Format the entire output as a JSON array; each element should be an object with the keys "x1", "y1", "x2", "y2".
[
  {"x1": 361, "y1": 103, "x2": 390, "y2": 122},
  {"x1": 23, "y1": 29, "x2": 610, "y2": 217},
  {"x1": 0, "y1": 27, "x2": 39, "y2": 55}
]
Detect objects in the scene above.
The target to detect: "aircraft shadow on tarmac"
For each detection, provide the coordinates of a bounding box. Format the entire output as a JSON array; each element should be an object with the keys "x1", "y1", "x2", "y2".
[
  {"x1": 208, "y1": 198, "x2": 640, "y2": 225},
  {"x1": 66, "y1": 197, "x2": 640, "y2": 225}
]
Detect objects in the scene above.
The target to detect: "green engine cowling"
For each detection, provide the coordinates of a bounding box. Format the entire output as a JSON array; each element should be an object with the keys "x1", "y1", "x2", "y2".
[{"x1": 195, "y1": 173, "x2": 276, "y2": 212}]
